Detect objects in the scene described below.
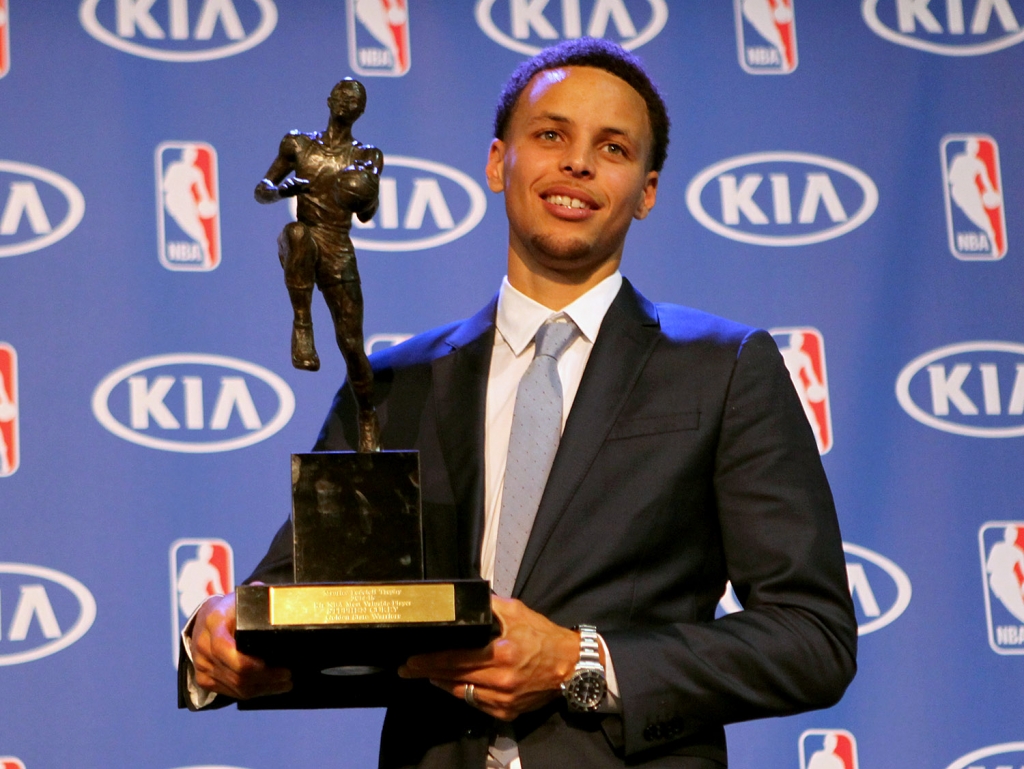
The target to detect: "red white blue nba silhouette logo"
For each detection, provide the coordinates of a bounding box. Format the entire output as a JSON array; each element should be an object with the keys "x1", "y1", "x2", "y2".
[
  {"x1": 169, "y1": 538, "x2": 233, "y2": 665},
  {"x1": 0, "y1": 758, "x2": 26, "y2": 769},
  {"x1": 941, "y1": 134, "x2": 1007, "y2": 261},
  {"x1": 770, "y1": 327, "x2": 833, "y2": 454},
  {"x1": 347, "y1": 0, "x2": 410, "y2": 77},
  {"x1": 0, "y1": 0, "x2": 10, "y2": 80},
  {"x1": 979, "y1": 522, "x2": 1024, "y2": 654},
  {"x1": 0, "y1": 342, "x2": 18, "y2": 477},
  {"x1": 735, "y1": 0, "x2": 797, "y2": 74},
  {"x1": 800, "y1": 730, "x2": 858, "y2": 769},
  {"x1": 155, "y1": 141, "x2": 221, "y2": 271}
]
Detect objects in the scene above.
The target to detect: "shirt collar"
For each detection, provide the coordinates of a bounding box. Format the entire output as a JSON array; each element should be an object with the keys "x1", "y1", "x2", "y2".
[{"x1": 495, "y1": 271, "x2": 623, "y2": 356}]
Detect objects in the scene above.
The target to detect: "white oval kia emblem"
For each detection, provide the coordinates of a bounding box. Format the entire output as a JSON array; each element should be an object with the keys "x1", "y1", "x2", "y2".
[
  {"x1": 79, "y1": 0, "x2": 277, "y2": 62},
  {"x1": 896, "y1": 341, "x2": 1024, "y2": 438},
  {"x1": 862, "y1": 0, "x2": 1024, "y2": 56},
  {"x1": 0, "y1": 161, "x2": 85, "y2": 258},
  {"x1": 349, "y1": 156, "x2": 487, "y2": 252},
  {"x1": 474, "y1": 0, "x2": 668, "y2": 55},
  {"x1": 91, "y1": 353, "x2": 295, "y2": 453},
  {"x1": 716, "y1": 542, "x2": 911, "y2": 635},
  {"x1": 945, "y1": 743, "x2": 1024, "y2": 769},
  {"x1": 843, "y1": 542, "x2": 912, "y2": 635},
  {"x1": 0, "y1": 563, "x2": 97, "y2": 666},
  {"x1": 685, "y1": 151, "x2": 878, "y2": 247}
]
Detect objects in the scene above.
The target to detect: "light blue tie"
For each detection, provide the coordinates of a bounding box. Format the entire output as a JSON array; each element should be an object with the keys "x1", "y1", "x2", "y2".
[{"x1": 492, "y1": 318, "x2": 580, "y2": 597}]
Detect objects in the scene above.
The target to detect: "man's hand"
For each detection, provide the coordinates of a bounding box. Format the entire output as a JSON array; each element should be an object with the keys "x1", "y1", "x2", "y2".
[
  {"x1": 254, "y1": 176, "x2": 310, "y2": 203},
  {"x1": 190, "y1": 590, "x2": 293, "y2": 700},
  {"x1": 398, "y1": 596, "x2": 581, "y2": 721},
  {"x1": 275, "y1": 176, "x2": 311, "y2": 198}
]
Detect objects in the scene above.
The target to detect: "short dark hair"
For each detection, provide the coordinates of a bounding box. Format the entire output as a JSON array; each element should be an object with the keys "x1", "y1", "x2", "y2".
[{"x1": 493, "y1": 38, "x2": 669, "y2": 173}]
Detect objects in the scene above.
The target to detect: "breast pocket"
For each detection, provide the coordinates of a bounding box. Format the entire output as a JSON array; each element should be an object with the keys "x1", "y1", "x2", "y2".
[{"x1": 607, "y1": 410, "x2": 701, "y2": 440}]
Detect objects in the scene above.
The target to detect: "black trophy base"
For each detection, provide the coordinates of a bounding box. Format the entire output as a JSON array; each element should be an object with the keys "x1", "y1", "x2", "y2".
[{"x1": 234, "y1": 579, "x2": 494, "y2": 710}]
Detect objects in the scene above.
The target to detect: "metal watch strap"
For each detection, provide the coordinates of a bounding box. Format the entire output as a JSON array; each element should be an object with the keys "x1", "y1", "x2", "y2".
[{"x1": 575, "y1": 624, "x2": 601, "y2": 665}]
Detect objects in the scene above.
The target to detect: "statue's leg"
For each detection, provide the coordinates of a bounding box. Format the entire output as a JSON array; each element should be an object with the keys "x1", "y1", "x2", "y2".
[
  {"x1": 320, "y1": 277, "x2": 379, "y2": 453},
  {"x1": 278, "y1": 222, "x2": 320, "y2": 371}
]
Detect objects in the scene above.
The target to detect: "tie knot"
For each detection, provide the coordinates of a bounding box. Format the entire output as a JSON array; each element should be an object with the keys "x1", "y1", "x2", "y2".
[{"x1": 533, "y1": 318, "x2": 579, "y2": 361}]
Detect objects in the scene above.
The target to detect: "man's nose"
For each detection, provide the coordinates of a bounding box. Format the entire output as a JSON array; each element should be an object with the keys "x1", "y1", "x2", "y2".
[{"x1": 561, "y1": 143, "x2": 594, "y2": 178}]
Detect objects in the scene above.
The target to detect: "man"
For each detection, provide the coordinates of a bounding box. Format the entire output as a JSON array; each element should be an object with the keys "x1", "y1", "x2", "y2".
[
  {"x1": 255, "y1": 77, "x2": 384, "y2": 451},
  {"x1": 184, "y1": 39, "x2": 857, "y2": 768}
]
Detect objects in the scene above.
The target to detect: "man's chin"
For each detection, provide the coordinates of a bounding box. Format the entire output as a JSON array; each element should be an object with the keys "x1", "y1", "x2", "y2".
[{"x1": 529, "y1": 234, "x2": 595, "y2": 267}]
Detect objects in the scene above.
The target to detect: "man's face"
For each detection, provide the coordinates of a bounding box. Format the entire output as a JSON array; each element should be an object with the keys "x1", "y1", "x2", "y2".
[
  {"x1": 328, "y1": 83, "x2": 365, "y2": 120},
  {"x1": 485, "y1": 66, "x2": 658, "y2": 282}
]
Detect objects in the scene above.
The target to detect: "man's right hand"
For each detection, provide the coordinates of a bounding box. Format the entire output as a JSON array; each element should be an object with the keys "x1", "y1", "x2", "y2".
[
  {"x1": 276, "y1": 176, "x2": 311, "y2": 197},
  {"x1": 190, "y1": 591, "x2": 293, "y2": 700}
]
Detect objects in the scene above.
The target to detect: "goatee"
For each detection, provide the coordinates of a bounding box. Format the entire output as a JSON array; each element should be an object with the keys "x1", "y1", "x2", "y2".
[{"x1": 529, "y1": 234, "x2": 593, "y2": 265}]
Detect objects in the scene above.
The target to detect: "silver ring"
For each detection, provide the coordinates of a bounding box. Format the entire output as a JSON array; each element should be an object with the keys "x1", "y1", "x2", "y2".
[{"x1": 463, "y1": 683, "x2": 476, "y2": 707}]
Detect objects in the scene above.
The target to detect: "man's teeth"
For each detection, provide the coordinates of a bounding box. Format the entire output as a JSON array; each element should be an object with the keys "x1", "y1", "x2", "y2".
[{"x1": 546, "y1": 195, "x2": 588, "y2": 209}]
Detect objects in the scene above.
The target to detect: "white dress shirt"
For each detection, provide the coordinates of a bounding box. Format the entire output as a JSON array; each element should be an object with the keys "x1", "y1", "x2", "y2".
[{"x1": 481, "y1": 273, "x2": 623, "y2": 769}]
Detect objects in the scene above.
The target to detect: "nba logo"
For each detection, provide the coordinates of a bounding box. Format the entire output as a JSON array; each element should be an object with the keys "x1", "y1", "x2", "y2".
[
  {"x1": 0, "y1": 0, "x2": 10, "y2": 80},
  {"x1": 770, "y1": 327, "x2": 833, "y2": 454},
  {"x1": 169, "y1": 538, "x2": 233, "y2": 665},
  {"x1": 155, "y1": 141, "x2": 221, "y2": 272},
  {"x1": 0, "y1": 342, "x2": 18, "y2": 478},
  {"x1": 941, "y1": 134, "x2": 1007, "y2": 261},
  {"x1": 979, "y1": 522, "x2": 1024, "y2": 654},
  {"x1": 0, "y1": 759, "x2": 26, "y2": 769},
  {"x1": 735, "y1": 0, "x2": 797, "y2": 74},
  {"x1": 347, "y1": 0, "x2": 410, "y2": 77},
  {"x1": 799, "y1": 729, "x2": 858, "y2": 769}
]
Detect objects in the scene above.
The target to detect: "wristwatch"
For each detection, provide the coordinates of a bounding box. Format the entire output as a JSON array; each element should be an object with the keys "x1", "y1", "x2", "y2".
[{"x1": 561, "y1": 624, "x2": 607, "y2": 712}]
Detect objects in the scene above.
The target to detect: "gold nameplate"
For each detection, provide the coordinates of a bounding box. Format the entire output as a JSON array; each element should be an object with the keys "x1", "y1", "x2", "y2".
[{"x1": 268, "y1": 584, "x2": 456, "y2": 626}]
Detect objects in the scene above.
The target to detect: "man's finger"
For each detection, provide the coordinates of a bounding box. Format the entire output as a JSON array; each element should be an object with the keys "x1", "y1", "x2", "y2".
[{"x1": 400, "y1": 645, "x2": 495, "y2": 677}]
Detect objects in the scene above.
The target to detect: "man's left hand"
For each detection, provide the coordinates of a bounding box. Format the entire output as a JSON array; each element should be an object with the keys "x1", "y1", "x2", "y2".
[{"x1": 398, "y1": 596, "x2": 581, "y2": 721}]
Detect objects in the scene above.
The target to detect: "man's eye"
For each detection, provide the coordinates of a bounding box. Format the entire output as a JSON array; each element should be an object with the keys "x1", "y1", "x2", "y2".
[
  {"x1": 605, "y1": 143, "x2": 624, "y2": 155},
  {"x1": 539, "y1": 130, "x2": 559, "y2": 141}
]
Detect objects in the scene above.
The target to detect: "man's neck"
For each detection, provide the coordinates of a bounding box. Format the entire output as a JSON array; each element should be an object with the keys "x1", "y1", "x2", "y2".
[
  {"x1": 324, "y1": 119, "x2": 355, "y2": 146},
  {"x1": 506, "y1": 251, "x2": 621, "y2": 311}
]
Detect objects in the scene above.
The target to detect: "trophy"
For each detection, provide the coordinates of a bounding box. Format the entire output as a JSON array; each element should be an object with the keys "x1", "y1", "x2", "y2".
[{"x1": 234, "y1": 79, "x2": 492, "y2": 708}]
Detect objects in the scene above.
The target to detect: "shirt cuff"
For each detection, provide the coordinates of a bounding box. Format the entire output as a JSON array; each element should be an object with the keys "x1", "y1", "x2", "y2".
[
  {"x1": 596, "y1": 633, "x2": 621, "y2": 713},
  {"x1": 181, "y1": 597, "x2": 221, "y2": 710}
]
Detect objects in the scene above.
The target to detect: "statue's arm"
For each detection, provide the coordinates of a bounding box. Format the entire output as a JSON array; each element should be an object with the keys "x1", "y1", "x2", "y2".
[{"x1": 254, "y1": 132, "x2": 307, "y2": 204}]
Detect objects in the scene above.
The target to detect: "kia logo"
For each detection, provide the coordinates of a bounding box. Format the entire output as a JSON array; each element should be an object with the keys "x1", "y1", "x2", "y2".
[
  {"x1": 348, "y1": 156, "x2": 487, "y2": 252},
  {"x1": 896, "y1": 341, "x2": 1024, "y2": 438},
  {"x1": 79, "y1": 0, "x2": 277, "y2": 62},
  {"x1": 944, "y1": 742, "x2": 1024, "y2": 769},
  {"x1": 685, "y1": 152, "x2": 878, "y2": 246},
  {"x1": 0, "y1": 563, "x2": 97, "y2": 666},
  {"x1": 717, "y1": 542, "x2": 911, "y2": 635},
  {"x1": 0, "y1": 161, "x2": 85, "y2": 258},
  {"x1": 92, "y1": 353, "x2": 295, "y2": 453},
  {"x1": 475, "y1": 0, "x2": 667, "y2": 55},
  {"x1": 843, "y1": 542, "x2": 912, "y2": 635},
  {"x1": 863, "y1": 0, "x2": 1024, "y2": 56}
]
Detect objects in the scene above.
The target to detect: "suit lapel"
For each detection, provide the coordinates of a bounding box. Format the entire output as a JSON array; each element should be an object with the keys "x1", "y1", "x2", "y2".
[
  {"x1": 432, "y1": 297, "x2": 496, "y2": 579},
  {"x1": 513, "y1": 280, "x2": 661, "y2": 597}
]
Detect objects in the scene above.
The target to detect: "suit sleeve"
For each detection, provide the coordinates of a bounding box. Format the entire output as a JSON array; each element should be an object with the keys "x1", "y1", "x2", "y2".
[{"x1": 602, "y1": 329, "x2": 857, "y2": 756}]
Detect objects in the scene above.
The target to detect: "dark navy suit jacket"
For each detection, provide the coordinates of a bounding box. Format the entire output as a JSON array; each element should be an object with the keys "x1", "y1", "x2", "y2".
[{"x1": 244, "y1": 279, "x2": 857, "y2": 768}]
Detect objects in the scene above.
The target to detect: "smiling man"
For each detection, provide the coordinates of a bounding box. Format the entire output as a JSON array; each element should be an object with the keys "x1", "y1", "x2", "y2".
[{"x1": 182, "y1": 39, "x2": 856, "y2": 769}]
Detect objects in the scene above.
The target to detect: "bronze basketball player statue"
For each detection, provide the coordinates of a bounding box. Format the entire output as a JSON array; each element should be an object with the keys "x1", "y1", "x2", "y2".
[{"x1": 255, "y1": 78, "x2": 383, "y2": 453}]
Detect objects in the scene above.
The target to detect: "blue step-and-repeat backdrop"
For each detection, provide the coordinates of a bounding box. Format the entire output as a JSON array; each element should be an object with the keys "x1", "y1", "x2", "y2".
[{"x1": 1, "y1": 2, "x2": 1022, "y2": 767}]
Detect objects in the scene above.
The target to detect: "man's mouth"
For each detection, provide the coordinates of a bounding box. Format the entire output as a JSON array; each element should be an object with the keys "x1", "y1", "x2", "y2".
[{"x1": 544, "y1": 194, "x2": 592, "y2": 210}]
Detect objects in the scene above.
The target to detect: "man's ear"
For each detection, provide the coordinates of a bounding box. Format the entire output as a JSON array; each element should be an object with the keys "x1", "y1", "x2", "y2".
[
  {"x1": 485, "y1": 139, "x2": 506, "y2": 193},
  {"x1": 634, "y1": 171, "x2": 659, "y2": 220}
]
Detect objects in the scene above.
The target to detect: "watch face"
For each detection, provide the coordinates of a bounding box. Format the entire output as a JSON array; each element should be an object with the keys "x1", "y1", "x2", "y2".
[{"x1": 567, "y1": 669, "x2": 606, "y2": 710}]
